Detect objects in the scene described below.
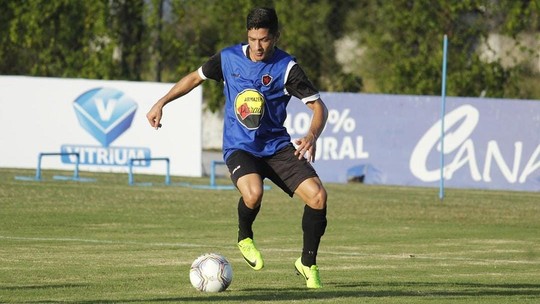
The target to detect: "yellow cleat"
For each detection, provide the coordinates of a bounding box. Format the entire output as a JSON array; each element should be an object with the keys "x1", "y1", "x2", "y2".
[
  {"x1": 294, "y1": 257, "x2": 322, "y2": 288},
  {"x1": 237, "y1": 238, "x2": 264, "y2": 270}
]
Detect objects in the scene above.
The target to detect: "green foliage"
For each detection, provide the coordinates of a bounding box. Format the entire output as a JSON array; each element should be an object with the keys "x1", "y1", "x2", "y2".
[
  {"x1": 349, "y1": 0, "x2": 539, "y2": 98},
  {"x1": 0, "y1": 0, "x2": 538, "y2": 110},
  {"x1": 109, "y1": 0, "x2": 147, "y2": 80},
  {"x1": 279, "y1": 0, "x2": 364, "y2": 92},
  {"x1": 495, "y1": 0, "x2": 540, "y2": 35},
  {"x1": 2, "y1": 0, "x2": 113, "y2": 78}
]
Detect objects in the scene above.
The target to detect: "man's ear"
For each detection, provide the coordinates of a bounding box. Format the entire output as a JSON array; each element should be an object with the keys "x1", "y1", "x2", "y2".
[{"x1": 274, "y1": 31, "x2": 280, "y2": 42}]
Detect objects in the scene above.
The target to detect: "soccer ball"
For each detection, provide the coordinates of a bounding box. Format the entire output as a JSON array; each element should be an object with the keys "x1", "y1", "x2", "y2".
[{"x1": 189, "y1": 253, "x2": 233, "y2": 292}]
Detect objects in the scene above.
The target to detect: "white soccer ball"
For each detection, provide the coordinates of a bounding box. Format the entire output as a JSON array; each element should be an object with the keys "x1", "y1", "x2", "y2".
[{"x1": 189, "y1": 253, "x2": 233, "y2": 292}]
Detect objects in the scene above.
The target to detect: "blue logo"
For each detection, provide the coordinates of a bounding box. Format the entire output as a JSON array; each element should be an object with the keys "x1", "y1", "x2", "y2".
[{"x1": 73, "y1": 87, "x2": 137, "y2": 147}]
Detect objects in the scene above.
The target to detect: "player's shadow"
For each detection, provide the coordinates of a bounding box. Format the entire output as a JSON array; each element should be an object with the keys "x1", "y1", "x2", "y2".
[
  {"x1": 235, "y1": 281, "x2": 540, "y2": 299},
  {"x1": 16, "y1": 281, "x2": 540, "y2": 303}
]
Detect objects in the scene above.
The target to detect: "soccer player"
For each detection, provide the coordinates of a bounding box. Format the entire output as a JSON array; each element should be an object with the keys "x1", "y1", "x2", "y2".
[{"x1": 146, "y1": 7, "x2": 328, "y2": 289}]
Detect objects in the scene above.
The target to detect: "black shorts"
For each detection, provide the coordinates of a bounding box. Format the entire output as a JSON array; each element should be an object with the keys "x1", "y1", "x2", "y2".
[{"x1": 225, "y1": 144, "x2": 319, "y2": 197}]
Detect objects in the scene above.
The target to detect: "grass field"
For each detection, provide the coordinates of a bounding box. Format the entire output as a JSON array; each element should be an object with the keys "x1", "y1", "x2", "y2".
[{"x1": 1, "y1": 167, "x2": 539, "y2": 303}]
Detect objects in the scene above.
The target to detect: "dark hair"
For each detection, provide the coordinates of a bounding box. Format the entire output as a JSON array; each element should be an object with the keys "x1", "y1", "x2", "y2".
[{"x1": 246, "y1": 7, "x2": 279, "y2": 35}]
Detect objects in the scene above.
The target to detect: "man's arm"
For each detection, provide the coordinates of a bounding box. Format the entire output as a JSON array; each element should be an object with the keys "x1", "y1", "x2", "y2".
[
  {"x1": 294, "y1": 98, "x2": 328, "y2": 162},
  {"x1": 146, "y1": 70, "x2": 205, "y2": 129}
]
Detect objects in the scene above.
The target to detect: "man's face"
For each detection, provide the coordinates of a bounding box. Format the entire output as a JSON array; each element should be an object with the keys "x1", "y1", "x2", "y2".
[{"x1": 247, "y1": 28, "x2": 278, "y2": 62}]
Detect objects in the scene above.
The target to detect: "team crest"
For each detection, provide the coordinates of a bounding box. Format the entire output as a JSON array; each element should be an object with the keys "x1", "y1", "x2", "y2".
[
  {"x1": 262, "y1": 74, "x2": 272, "y2": 86},
  {"x1": 234, "y1": 89, "x2": 265, "y2": 129}
]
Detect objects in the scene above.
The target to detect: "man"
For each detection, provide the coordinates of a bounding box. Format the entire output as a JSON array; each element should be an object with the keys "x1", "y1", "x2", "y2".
[{"x1": 146, "y1": 7, "x2": 328, "y2": 289}]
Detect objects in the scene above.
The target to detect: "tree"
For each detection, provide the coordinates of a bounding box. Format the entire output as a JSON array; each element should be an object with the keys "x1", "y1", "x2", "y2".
[
  {"x1": 344, "y1": 0, "x2": 539, "y2": 99},
  {"x1": 276, "y1": 0, "x2": 363, "y2": 93},
  {"x1": 109, "y1": 0, "x2": 147, "y2": 80},
  {"x1": 0, "y1": 0, "x2": 151, "y2": 80},
  {"x1": 0, "y1": 0, "x2": 114, "y2": 78},
  {"x1": 1, "y1": 0, "x2": 537, "y2": 103}
]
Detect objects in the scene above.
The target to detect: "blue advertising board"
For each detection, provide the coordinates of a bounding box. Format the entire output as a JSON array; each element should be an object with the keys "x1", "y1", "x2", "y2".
[{"x1": 285, "y1": 93, "x2": 540, "y2": 192}]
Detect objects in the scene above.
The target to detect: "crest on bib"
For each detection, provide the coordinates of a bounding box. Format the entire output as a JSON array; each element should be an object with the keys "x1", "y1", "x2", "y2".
[{"x1": 261, "y1": 74, "x2": 272, "y2": 86}]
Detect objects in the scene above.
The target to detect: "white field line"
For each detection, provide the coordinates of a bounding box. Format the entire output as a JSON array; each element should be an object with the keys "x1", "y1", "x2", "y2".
[
  {"x1": 1, "y1": 235, "x2": 538, "y2": 265},
  {"x1": 0, "y1": 235, "x2": 205, "y2": 248}
]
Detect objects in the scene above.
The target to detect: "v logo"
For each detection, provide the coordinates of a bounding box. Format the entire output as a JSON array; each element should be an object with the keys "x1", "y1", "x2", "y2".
[
  {"x1": 73, "y1": 87, "x2": 137, "y2": 147},
  {"x1": 94, "y1": 98, "x2": 117, "y2": 121}
]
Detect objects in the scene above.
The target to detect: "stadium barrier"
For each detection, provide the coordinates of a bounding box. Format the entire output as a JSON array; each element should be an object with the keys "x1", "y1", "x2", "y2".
[
  {"x1": 188, "y1": 160, "x2": 270, "y2": 190},
  {"x1": 128, "y1": 157, "x2": 171, "y2": 186},
  {"x1": 14, "y1": 152, "x2": 95, "y2": 182},
  {"x1": 126, "y1": 158, "x2": 272, "y2": 190},
  {"x1": 189, "y1": 160, "x2": 236, "y2": 190}
]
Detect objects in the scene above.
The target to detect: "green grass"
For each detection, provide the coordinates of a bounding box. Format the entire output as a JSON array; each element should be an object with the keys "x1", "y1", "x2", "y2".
[{"x1": 0, "y1": 167, "x2": 539, "y2": 303}]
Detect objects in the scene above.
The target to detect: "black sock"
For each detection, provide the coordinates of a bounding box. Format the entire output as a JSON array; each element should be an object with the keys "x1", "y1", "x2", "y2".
[
  {"x1": 301, "y1": 205, "x2": 327, "y2": 267},
  {"x1": 237, "y1": 197, "x2": 260, "y2": 242}
]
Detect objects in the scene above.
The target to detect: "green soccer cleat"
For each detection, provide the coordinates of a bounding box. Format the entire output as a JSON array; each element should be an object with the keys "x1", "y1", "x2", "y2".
[
  {"x1": 295, "y1": 257, "x2": 322, "y2": 288},
  {"x1": 237, "y1": 238, "x2": 264, "y2": 270}
]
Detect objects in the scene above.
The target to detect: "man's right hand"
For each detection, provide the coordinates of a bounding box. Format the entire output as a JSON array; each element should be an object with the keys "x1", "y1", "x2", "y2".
[{"x1": 146, "y1": 103, "x2": 164, "y2": 130}]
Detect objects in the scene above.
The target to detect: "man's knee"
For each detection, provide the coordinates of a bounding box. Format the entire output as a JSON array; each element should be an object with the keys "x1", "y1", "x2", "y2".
[
  {"x1": 297, "y1": 178, "x2": 327, "y2": 210},
  {"x1": 310, "y1": 186, "x2": 327, "y2": 210},
  {"x1": 241, "y1": 186, "x2": 263, "y2": 208}
]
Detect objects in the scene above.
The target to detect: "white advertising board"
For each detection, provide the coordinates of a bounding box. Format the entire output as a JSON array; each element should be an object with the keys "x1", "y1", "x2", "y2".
[{"x1": 0, "y1": 76, "x2": 202, "y2": 177}]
